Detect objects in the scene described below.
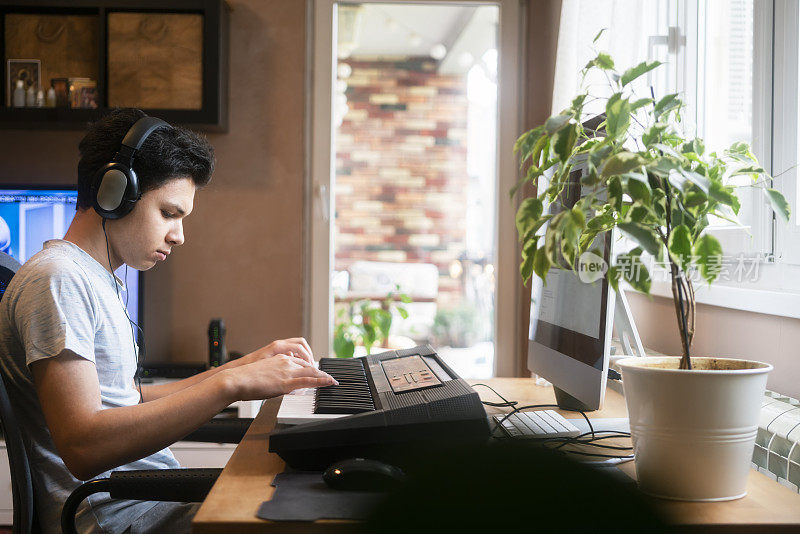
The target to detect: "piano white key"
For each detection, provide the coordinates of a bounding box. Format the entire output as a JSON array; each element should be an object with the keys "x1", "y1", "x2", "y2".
[{"x1": 276, "y1": 393, "x2": 347, "y2": 425}]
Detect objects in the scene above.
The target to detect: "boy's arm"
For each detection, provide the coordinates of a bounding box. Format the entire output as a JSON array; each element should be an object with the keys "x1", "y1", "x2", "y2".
[
  {"x1": 31, "y1": 349, "x2": 334, "y2": 481},
  {"x1": 139, "y1": 337, "x2": 315, "y2": 402}
]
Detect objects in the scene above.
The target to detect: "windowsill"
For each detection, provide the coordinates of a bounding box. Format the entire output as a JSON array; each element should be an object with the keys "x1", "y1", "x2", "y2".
[{"x1": 645, "y1": 279, "x2": 800, "y2": 320}]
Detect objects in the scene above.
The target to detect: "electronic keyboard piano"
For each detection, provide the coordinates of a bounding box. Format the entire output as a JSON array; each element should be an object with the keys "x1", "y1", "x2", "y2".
[{"x1": 269, "y1": 345, "x2": 490, "y2": 470}]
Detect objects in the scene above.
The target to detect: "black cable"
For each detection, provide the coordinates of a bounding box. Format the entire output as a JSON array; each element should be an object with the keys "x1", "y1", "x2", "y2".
[
  {"x1": 470, "y1": 384, "x2": 596, "y2": 438},
  {"x1": 470, "y1": 380, "x2": 635, "y2": 460},
  {"x1": 543, "y1": 432, "x2": 633, "y2": 451},
  {"x1": 102, "y1": 219, "x2": 143, "y2": 403},
  {"x1": 470, "y1": 383, "x2": 517, "y2": 407},
  {"x1": 548, "y1": 449, "x2": 634, "y2": 460},
  {"x1": 482, "y1": 400, "x2": 519, "y2": 408}
]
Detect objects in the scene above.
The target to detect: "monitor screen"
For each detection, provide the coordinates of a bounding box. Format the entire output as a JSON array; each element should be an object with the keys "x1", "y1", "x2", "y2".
[{"x1": 0, "y1": 186, "x2": 141, "y2": 326}]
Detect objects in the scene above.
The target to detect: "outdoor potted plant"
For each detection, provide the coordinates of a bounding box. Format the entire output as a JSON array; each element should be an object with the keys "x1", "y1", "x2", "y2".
[
  {"x1": 512, "y1": 48, "x2": 790, "y2": 501},
  {"x1": 333, "y1": 287, "x2": 411, "y2": 358}
]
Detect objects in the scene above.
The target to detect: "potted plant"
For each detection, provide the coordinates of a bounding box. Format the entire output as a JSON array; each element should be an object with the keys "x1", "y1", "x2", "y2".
[{"x1": 512, "y1": 49, "x2": 790, "y2": 501}]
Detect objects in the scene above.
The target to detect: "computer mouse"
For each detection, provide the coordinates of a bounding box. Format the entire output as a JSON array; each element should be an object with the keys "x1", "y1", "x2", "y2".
[{"x1": 322, "y1": 457, "x2": 406, "y2": 491}]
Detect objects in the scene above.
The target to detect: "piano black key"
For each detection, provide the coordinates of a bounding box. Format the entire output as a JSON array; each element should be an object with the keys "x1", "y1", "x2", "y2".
[{"x1": 314, "y1": 358, "x2": 376, "y2": 415}]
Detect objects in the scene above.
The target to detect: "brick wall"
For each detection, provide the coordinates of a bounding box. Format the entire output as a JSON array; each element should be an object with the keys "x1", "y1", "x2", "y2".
[{"x1": 334, "y1": 57, "x2": 469, "y2": 305}]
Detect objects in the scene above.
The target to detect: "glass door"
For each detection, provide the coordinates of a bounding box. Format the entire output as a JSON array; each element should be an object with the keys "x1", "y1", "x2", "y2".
[{"x1": 310, "y1": 0, "x2": 521, "y2": 378}]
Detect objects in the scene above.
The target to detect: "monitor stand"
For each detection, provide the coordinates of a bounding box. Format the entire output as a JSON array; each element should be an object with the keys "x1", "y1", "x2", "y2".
[{"x1": 554, "y1": 387, "x2": 596, "y2": 412}]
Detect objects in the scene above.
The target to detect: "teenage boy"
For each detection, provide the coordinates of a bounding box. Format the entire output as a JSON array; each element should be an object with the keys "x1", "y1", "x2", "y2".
[{"x1": 0, "y1": 108, "x2": 337, "y2": 534}]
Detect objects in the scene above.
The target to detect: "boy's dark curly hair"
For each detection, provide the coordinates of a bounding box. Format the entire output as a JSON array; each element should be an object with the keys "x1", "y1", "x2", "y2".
[{"x1": 76, "y1": 108, "x2": 215, "y2": 209}]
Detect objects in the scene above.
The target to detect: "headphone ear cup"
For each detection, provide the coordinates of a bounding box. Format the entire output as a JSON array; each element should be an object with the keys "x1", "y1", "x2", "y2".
[{"x1": 93, "y1": 163, "x2": 135, "y2": 219}]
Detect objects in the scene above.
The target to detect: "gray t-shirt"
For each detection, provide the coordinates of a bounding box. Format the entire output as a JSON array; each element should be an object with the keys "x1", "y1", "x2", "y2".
[{"x1": 0, "y1": 239, "x2": 180, "y2": 534}]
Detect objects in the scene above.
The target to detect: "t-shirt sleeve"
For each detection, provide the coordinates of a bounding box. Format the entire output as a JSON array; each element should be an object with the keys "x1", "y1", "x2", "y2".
[{"x1": 13, "y1": 262, "x2": 98, "y2": 367}]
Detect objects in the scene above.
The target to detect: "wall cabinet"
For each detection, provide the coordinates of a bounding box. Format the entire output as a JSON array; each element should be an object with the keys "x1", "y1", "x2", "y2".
[{"x1": 0, "y1": 0, "x2": 229, "y2": 131}]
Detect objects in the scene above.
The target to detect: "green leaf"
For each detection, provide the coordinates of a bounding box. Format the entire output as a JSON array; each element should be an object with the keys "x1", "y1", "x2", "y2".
[
  {"x1": 544, "y1": 212, "x2": 565, "y2": 261},
  {"x1": 647, "y1": 156, "x2": 681, "y2": 178},
  {"x1": 608, "y1": 176, "x2": 623, "y2": 212},
  {"x1": 692, "y1": 234, "x2": 724, "y2": 283},
  {"x1": 593, "y1": 28, "x2": 606, "y2": 43},
  {"x1": 654, "y1": 93, "x2": 681, "y2": 118},
  {"x1": 764, "y1": 188, "x2": 791, "y2": 223},
  {"x1": 529, "y1": 135, "x2": 550, "y2": 168},
  {"x1": 570, "y1": 205, "x2": 586, "y2": 228},
  {"x1": 680, "y1": 168, "x2": 711, "y2": 194},
  {"x1": 581, "y1": 168, "x2": 601, "y2": 186},
  {"x1": 630, "y1": 97, "x2": 653, "y2": 112},
  {"x1": 616, "y1": 251, "x2": 651, "y2": 293},
  {"x1": 397, "y1": 307, "x2": 409, "y2": 319},
  {"x1": 513, "y1": 126, "x2": 543, "y2": 155},
  {"x1": 601, "y1": 151, "x2": 646, "y2": 178},
  {"x1": 533, "y1": 245, "x2": 551, "y2": 282},
  {"x1": 620, "y1": 60, "x2": 662, "y2": 87},
  {"x1": 642, "y1": 123, "x2": 667, "y2": 148},
  {"x1": 515, "y1": 197, "x2": 544, "y2": 240},
  {"x1": 589, "y1": 143, "x2": 613, "y2": 170},
  {"x1": 709, "y1": 181, "x2": 740, "y2": 214},
  {"x1": 653, "y1": 143, "x2": 684, "y2": 160},
  {"x1": 618, "y1": 222, "x2": 662, "y2": 256},
  {"x1": 628, "y1": 205, "x2": 651, "y2": 223},
  {"x1": 571, "y1": 94, "x2": 587, "y2": 112},
  {"x1": 333, "y1": 324, "x2": 355, "y2": 358},
  {"x1": 729, "y1": 165, "x2": 766, "y2": 181},
  {"x1": 627, "y1": 179, "x2": 652, "y2": 205},
  {"x1": 587, "y1": 213, "x2": 615, "y2": 231},
  {"x1": 552, "y1": 122, "x2": 578, "y2": 162},
  {"x1": 585, "y1": 52, "x2": 615, "y2": 70},
  {"x1": 520, "y1": 239, "x2": 536, "y2": 281},
  {"x1": 668, "y1": 224, "x2": 692, "y2": 271},
  {"x1": 681, "y1": 138, "x2": 704, "y2": 156},
  {"x1": 684, "y1": 191, "x2": 707, "y2": 209},
  {"x1": 607, "y1": 265, "x2": 621, "y2": 292},
  {"x1": 545, "y1": 113, "x2": 572, "y2": 136},
  {"x1": 605, "y1": 93, "x2": 631, "y2": 139},
  {"x1": 652, "y1": 188, "x2": 666, "y2": 218},
  {"x1": 579, "y1": 230, "x2": 601, "y2": 252}
]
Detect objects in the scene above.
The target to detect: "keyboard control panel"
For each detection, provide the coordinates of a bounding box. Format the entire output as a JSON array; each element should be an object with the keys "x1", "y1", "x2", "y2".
[{"x1": 381, "y1": 355, "x2": 443, "y2": 393}]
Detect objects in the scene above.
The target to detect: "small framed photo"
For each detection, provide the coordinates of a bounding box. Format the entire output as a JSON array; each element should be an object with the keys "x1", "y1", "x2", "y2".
[{"x1": 6, "y1": 59, "x2": 41, "y2": 107}]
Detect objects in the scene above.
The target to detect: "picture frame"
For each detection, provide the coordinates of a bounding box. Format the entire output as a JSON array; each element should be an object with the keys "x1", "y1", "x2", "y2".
[{"x1": 6, "y1": 59, "x2": 41, "y2": 107}]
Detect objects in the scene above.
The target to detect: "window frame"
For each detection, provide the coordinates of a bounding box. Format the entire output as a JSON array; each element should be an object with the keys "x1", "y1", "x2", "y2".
[{"x1": 305, "y1": 0, "x2": 524, "y2": 375}]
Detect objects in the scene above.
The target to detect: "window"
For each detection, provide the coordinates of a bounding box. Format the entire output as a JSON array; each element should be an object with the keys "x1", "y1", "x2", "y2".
[{"x1": 555, "y1": 0, "x2": 800, "y2": 317}]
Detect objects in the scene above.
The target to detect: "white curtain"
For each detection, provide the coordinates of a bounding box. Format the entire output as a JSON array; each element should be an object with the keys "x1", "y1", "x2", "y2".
[{"x1": 551, "y1": 0, "x2": 666, "y2": 115}]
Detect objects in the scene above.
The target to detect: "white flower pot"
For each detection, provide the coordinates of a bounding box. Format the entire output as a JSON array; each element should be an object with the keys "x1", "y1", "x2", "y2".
[{"x1": 616, "y1": 356, "x2": 772, "y2": 501}]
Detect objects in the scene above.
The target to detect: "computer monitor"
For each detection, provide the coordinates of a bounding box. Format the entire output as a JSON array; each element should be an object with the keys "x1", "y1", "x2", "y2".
[
  {"x1": 527, "y1": 221, "x2": 616, "y2": 411},
  {"x1": 526, "y1": 115, "x2": 617, "y2": 411},
  {"x1": 0, "y1": 185, "x2": 142, "y2": 327}
]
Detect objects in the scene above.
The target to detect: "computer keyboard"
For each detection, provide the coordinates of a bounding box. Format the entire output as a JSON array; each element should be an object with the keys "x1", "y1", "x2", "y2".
[{"x1": 493, "y1": 410, "x2": 581, "y2": 439}]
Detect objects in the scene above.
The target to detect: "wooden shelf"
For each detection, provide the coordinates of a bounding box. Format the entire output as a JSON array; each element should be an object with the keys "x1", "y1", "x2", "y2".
[{"x1": 0, "y1": 0, "x2": 229, "y2": 131}]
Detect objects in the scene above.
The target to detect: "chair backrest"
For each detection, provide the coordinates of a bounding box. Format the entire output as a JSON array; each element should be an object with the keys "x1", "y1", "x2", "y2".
[{"x1": 0, "y1": 252, "x2": 37, "y2": 534}]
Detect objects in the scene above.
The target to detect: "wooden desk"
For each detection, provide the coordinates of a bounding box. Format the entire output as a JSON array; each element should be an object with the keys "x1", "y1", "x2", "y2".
[{"x1": 192, "y1": 378, "x2": 800, "y2": 532}]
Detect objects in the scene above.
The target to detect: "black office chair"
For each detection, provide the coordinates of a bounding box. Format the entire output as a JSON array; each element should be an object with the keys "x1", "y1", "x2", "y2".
[{"x1": 0, "y1": 251, "x2": 253, "y2": 534}]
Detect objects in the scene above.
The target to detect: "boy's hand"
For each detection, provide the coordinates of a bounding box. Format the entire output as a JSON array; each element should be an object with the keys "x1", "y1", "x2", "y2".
[
  {"x1": 222, "y1": 353, "x2": 337, "y2": 401},
  {"x1": 239, "y1": 337, "x2": 315, "y2": 366}
]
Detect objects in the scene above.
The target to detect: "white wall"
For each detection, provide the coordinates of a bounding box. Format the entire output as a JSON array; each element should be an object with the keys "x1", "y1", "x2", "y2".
[{"x1": 627, "y1": 292, "x2": 800, "y2": 399}]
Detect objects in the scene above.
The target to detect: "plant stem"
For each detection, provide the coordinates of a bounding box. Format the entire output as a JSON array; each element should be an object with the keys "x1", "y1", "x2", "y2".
[
  {"x1": 670, "y1": 264, "x2": 692, "y2": 369},
  {"x1": 661, "y1": 171, "x2": 692, "y2": 369}
]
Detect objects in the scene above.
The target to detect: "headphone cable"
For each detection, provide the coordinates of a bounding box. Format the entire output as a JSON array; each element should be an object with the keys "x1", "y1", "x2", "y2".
[{"x1": 102, "y1": 219, "x2": 144, "y2": 403}]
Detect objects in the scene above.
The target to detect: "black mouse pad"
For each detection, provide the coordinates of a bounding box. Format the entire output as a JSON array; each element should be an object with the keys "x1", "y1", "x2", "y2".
[{"x1": 256, "y1": 471, "x2": 387, "y2": 522}]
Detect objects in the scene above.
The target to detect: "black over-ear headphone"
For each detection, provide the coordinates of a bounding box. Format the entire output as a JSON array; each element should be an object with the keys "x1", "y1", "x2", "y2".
[{"x1": 91, "y1": 116, "x2": 171, "y2": 219}]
